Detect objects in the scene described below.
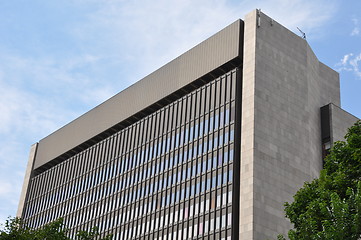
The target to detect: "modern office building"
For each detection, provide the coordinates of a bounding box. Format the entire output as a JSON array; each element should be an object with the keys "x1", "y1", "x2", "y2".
[{"x1": 18, "y1": 10, "x2": 359, "y2": 240}]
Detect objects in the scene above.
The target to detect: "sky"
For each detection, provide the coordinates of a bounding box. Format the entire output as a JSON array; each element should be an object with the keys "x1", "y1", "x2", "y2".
[{"x1": 0, "y1": 0, "x2": 360, "y2": 224}]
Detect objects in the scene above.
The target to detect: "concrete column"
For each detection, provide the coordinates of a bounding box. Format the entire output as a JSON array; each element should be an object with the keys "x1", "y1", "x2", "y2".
[{"x1": 17, "y1": 143, "x2": 38, "y2": 218}]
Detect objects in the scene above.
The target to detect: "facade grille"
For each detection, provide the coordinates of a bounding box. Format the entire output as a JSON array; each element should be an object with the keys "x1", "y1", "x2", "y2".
[{"x1": 22, "y1": 68, "x2": 239, "y2": 240}]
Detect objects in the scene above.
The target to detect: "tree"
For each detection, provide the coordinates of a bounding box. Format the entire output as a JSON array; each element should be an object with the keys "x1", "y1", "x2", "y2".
[
  {"x1": 279, "y1": 121, "x2": 361, "y2": 240},
  {"x1": 0, "y1": 217, "x2": 113, "y2": 240}
]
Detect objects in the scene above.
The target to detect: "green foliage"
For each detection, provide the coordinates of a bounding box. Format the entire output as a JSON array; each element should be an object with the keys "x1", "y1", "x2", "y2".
[
  {"x1": 0, "y1": 217, "x2": 113, "y2": 240},
  {"x1": 0, "y1": 217, "x2": 34, "y2": 240},
  {"x1": 34, "y1": 218, "x2": 69, "y2": 240},
  {"x1": 280, "y1": 121, "x2": 361, "y2": 240},
  {"x1": 76, "y1": 227, "x2": 113, "y2": 240}
]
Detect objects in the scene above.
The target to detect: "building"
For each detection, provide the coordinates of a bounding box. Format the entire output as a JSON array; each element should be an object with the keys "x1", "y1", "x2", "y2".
[{"x1": 17, "y1": 10, "x2": 359, "y2": 240}]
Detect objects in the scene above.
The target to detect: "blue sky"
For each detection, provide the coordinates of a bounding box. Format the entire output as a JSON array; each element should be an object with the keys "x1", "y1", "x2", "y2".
[{"x1": 0, "y1": 0, "x2": 360, "y2": 224}]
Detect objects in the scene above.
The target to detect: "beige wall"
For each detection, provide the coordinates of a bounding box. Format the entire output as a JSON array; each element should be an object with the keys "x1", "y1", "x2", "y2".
[
  {"x1": 330, "y1": 103, "x2": 359, "y2": 143},
  {"x1": 17, "y1": 143, "x2": 38, "y2": 217},
  {"x1": 240, "y1": 10, "x2": 341, "y2": 239}
]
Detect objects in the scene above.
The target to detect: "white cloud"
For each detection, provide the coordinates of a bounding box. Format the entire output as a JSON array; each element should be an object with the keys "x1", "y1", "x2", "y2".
[
  {"x1": 0, "y1": 52, "x2": 118, "y2": 219},
  {"x1": 336, "y1": 53, "x2": 361, "y2": 79},
  {"x1": 256, "y1": 0, "x2": 337, "y2": 34},
  {"x1": 70, "y1": 0, "x2": 338, "y2": 78},
  {"x1": 351, "y1": 27, "x2": 360, "y2": 36},
  {"x1": 351, "y1": 18, "x2": 360, "y2": 36},
  {"x1": 0, "y1": 165, "x2": 24, "y2": 224},
  {"x1": 0, "y1": 182, "x2": 12, "y2": 196},
  {"x1": 0, "y1": 56, "x2": 85, "y2": 136},
  {"x1": 349, "y1": 54, "x2": 361, "y2": 78}
]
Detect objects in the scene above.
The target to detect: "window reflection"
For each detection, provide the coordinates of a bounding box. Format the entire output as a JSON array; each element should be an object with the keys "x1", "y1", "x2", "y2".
[{"x1": 24, "y1": 68, "x2": 238, "y2": 239}]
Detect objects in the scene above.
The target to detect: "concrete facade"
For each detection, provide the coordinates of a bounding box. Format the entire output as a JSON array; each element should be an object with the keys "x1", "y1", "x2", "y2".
[
  {"x1": 330, "y1": 103, "x2": 359, "y2": 143},
  {"x1": 18, "y1": 9, "x2": 359, "y2": 240},
  {"x1": 241, "y1": 10, "x2": 343, "y2": 239},
  {"x1": 17, "y1": 143, "x2": 38, "y2": 217}
]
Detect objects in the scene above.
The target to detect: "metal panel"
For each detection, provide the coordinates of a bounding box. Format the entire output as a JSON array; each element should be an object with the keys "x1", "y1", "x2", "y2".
[{"x1": 34, "y1": 20, "x2": 243, "y2": 169}]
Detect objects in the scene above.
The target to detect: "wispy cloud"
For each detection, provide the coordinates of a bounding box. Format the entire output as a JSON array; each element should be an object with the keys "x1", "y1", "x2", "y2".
[
  {"x1": 0, "y1": 52, "x2": 116, "y2": 223},
  {"x1": 0, "y1": 53, "x2": 112, "y2": 135},
  {"x1": 71, "y1": 0, "x2": 338, "y2": 76},
  {"x1": 336, "y1": 53, "x2": 361, "y2": 79},
  {"x1": 351, "y1": 18, "x2": 360, "y2": 36},
  {"x1": 256, "y1": 0, "x2": 337, "y2": 35}
]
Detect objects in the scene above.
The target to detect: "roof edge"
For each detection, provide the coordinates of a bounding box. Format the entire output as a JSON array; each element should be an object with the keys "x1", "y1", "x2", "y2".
[{"x1": 34, "y1": 19, "x2": 244, "y2": 170}]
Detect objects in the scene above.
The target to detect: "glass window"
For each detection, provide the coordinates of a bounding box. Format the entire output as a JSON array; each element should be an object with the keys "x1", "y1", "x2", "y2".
[
  {"x1": 218, "y1": 151, "x2": 223, "y2": 166},
  {"x1": 185, "y1": 128, "x2": 189, "y2": 143},
  {"x1": 168, "y1": 172, "x2": 172, "y2": 186},
  {"x1": 184, "y1": 206, "x2": 188, "y2": 219},
  {"x1": 176, "y1": 188, "x2": 180, "y2": 202},
  {"x1": 217, "y1": 194, "x2": 221, "y2": 208},
  {"x1": 23, "y1": 69, "x2": 238, "y2": 238},
  {"x1": 193, "y1": 223, "x2": 198, "y2": 237},
  {"x1": 173, "y1": 172, "x2": 177, "y2": 185},
  {"x1": 204, "y1": 219, "x2": 209, "y2": 233},
  {"x1": 199, "y1": 222, "x2": 203, "y2": 235},
  {"x1": 196, "y1": 181, "x2": 200, "y2": 195},
  {"x1": 204, "y1": 117, "x2": 209, "y2": 134},
  {"x1": 209, "y1": 115, "x2": 214, "y2": 132},
  {"x1": 190, "y1": 204, "x2": 194, "y2": 217},
  {"x1": 181, "y1": 188, "x2": 185, "y2": 201},
  {"x1": 200, "y1": 197, "x2": 205, "y2": 214},
  {"x1": 199, "y1": 121, "x2": 204, "y2": 137},
  {"x1": 212, "y1": 176, "x2": 216, "y2": 189},
  {"x1": 198, "y1": 143, "x2": 202, "y2": 156},
  {"x1": 194, "y1": 124, "x2": 199, "y2": 139},
  {"x1": 216, "y1": 215, "x2": 220, "y2": 231},
  {"x1": 205, "y1": 197, "x2": 210, "y2": 212},
  {"x1": 174, "y1": 208, "x2": 178, "y2": 223},
  {"x1": 215, "y1": 114, "x2": 219, "y2": 130},
  {"x1": 227, "y1": 212, "x2": 232, "y2": 227},
  {"x1": 207, "y1": 178, "x2": 211, "y2": 191},
  {"x1": 210, "y1": 217, "x2": 214, "y2": 231},
  {"x1": 230, "y1": 149, "x2": 234, "y2": 162},
  {"x1": 207, "y1": 157, "x2": 212, "y2": 171}
]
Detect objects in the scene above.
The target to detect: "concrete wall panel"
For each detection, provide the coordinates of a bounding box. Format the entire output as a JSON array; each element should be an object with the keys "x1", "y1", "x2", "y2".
[
  {"x1": 17, "y1": 143, "x2": 38, "y2": 217},
  {"x1": 330, "y1": 103, "x2": 359, "y2": 143},
  {"x1": 241, "y1": 10, "x2": 341, "y2": 239}
]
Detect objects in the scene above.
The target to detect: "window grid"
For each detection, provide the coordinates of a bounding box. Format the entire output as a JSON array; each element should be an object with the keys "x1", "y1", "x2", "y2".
[{"x1": 23, "y1": 69, "x2": 238, "y2": 239}]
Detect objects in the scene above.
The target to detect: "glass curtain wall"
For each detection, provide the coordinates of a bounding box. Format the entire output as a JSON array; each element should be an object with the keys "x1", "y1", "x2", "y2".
[{"x1": 23, "y1": 68, "x2": 238, "y2": 240}]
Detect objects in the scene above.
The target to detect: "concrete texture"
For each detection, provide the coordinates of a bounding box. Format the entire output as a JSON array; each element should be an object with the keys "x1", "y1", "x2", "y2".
[
  {"x1": 240, "y1": 10, "x2": 341, "y2": 239},
  {"x1": 330, "y1": 103, "x2": 359, "y2": 143},
  {"x1": 17, "y1": 143, "x2": 38, "y2": 217}
]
